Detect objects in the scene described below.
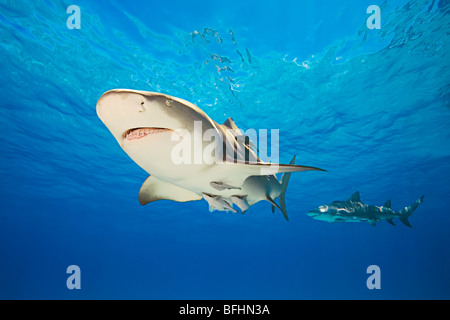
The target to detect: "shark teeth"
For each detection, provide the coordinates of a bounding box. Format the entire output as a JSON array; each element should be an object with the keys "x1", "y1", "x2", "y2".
[{"x1": 124, "y1": 128, "x2": 170, "y2": 140}]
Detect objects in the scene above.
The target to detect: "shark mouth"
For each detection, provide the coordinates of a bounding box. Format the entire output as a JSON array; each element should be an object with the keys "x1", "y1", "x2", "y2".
[{"x1": 123, "y1": 128, "x2": 172, "y2": 141}]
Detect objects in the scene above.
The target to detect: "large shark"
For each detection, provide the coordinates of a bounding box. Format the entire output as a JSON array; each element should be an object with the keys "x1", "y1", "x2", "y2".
[
  {"x1": 307, "y1": 191, "x2": 424, "y2": 227},
  {"x1": 96, "y1": 89, "x2": 326, "y2": 220}
]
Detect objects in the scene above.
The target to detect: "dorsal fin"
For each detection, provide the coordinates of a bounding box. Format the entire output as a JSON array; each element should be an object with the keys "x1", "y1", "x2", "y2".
[
  {"x1": 384, "y1": 200, "x2": 391, "y2": 208},
  {"x1": 222, "y1": 118, "x2": 257, "y2": 150},
  {"x1": 222, "y1": 117, "x2": 242, "y2": 135},
  {"x1": 219, "y1": 117, "x2": 260, "y2": 163},
  {"x1": 349, "y1": 191, "x2": 361, "y2": 202}
]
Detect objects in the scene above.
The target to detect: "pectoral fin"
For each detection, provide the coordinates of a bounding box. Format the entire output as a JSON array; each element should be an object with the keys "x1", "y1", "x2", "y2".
[
  {"x1": 139, "y1": 175, "x2": 202, "y2": 205},
  {"x1": 368, "y1": 220, "x2": 377, "y2": 227}
]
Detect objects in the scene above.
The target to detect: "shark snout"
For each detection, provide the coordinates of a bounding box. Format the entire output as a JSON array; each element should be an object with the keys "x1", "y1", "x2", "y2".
[
  {"x1": 306, "y1": 209, "x2": 320, "y2": 217},
  {"x1": 97, "y1": 89, "x2": 143, "y2": 115},
  {"x1": 307, "y1": 204, "x2": 331, "y2": 217},
  {"x1": 96, "y1": 91, "x2": 147, "y2": 145}
]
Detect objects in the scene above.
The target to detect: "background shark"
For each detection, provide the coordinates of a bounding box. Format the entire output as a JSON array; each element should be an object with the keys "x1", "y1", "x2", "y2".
[
  {"x1": 97, "y1": 89, "x2": 325, "y2": 220},
  {"x1": 307, "y1": 191, "x2": 424, "y2": 227}
]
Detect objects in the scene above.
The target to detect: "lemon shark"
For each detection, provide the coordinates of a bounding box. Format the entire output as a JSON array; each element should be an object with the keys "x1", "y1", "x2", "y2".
[
  {"x1": 307, "y1": 191, "x2": 424, "y2": 227},
  {"x1": 96, "y1": 89, "x2": 325, "y2": 220}
]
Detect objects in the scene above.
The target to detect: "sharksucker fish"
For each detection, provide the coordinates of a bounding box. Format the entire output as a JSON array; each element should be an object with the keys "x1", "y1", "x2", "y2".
[
  {"x1": 96, "y1": 89, "x2": 326, "y2": 221},
  {"x1": 307, "y1": 191, "x2": 424, "y2": 227}
]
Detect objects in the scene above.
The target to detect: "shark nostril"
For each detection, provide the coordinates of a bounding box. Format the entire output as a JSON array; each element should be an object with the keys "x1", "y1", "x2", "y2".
[{"x1": 139, "y1": 100, "x2": 146, "y2": 112}]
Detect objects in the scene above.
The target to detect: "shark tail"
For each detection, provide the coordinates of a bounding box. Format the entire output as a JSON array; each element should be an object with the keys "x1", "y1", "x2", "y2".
[
  {"x1": 278, "y1": 156, "x2": 296, "y2": 222},
  {"x1": 398, "y1": 195, "x2": 425, "y2": 228}
]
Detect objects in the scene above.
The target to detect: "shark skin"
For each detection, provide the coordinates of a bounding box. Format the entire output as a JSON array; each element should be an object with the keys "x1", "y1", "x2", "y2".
[
  {"x1": 96, "y1": 89, "x2": 326, "y2": 220},
  {"x1": 307, "y1": 191, "x2": 425, "y2": 227}
]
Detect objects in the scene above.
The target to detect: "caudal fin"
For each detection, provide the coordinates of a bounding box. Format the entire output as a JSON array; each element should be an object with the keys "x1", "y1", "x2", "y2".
[
  {"x1": 399, "y1": 195, "x2": 425, "y2": 228},
  {"x1": 278, "y1": 156, "x2": 296, "y2": 222}
]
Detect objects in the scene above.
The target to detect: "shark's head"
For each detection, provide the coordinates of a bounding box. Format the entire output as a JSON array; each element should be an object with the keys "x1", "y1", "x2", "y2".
[
  {"x1": 307, "y1": 203, "x2": 348, "y2": 223},
  {"x1": 307, "y1": 205, "x2": 332, "y2": 220},
  {"x1": 96, "y1": 89, "x2": 218, "y2": 179}
]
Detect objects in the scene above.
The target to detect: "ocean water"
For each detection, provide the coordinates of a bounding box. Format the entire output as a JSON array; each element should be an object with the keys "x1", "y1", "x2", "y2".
[{"x1": 0, "y1": 0, "x2": 449, "y2": 300}]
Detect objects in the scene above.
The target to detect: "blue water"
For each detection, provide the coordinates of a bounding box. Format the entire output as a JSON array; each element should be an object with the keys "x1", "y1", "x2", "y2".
[{"x1": 1, "y1": 0, "x2": 449, "y2": 299}]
